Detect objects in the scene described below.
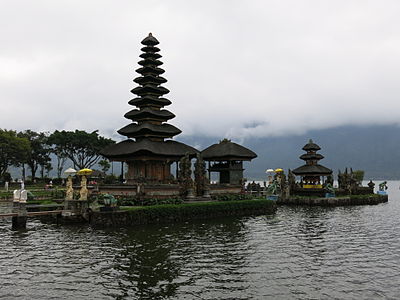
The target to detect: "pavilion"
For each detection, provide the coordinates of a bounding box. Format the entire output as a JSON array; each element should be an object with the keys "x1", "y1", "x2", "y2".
[{"x1": 201, "y1": 139, "x2": 257, "y2": 185}]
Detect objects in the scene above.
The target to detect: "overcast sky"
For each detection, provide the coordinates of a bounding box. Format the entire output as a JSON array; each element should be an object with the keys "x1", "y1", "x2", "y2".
[{"x1": 1, "y1": 0, "x2": 400, "y2": 141}]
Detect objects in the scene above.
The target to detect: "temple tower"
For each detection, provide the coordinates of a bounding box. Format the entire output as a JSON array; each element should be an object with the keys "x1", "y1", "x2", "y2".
[
  {"x1": 101, "y1": 33, "x2": 198, "y2": 184},
  {"x1": 292, "y1": 139, "x2": 332, "y2": 188}
]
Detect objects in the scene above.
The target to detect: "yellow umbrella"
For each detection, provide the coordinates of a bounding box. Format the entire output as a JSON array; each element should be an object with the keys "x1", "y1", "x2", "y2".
[
  {"x1": 275, "y1": 168, "x2": 284, "y2": 172},
  {"x1": 77, "y1": 168, "x2": 93, "y2": 176}
]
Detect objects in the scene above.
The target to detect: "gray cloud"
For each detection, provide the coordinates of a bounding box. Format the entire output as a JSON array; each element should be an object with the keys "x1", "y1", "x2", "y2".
[{"x1": 1, "y1": 0, "x2": 400, "y2": 141}]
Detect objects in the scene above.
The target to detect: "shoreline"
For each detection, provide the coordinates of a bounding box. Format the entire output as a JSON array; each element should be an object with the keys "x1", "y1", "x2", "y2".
[{"x1": 278, "y1": 194, "x2": 388, "y2": 206}]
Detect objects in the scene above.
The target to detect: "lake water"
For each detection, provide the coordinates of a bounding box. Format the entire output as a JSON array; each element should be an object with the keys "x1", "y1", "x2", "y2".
[{"x1": 0, "y1": 181, "x2": 399, "y2": 299}]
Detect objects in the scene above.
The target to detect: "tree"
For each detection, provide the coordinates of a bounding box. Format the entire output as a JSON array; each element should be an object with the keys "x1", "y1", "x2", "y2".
[
  {"x1": 18, "y1": 130, "x2": 51, "y2": 180},
  {"x1": 0, "y1": 129, "x2": 30, "y2": 178},
  {"x1": 49, "y1": 130, "x2": 114, "y2": 170},
  {"x1": 40, "y1": 161, "x2": 53, "y2": 178},
  {"x1": 352, "y1": 170, "x2": 365, "y2": 185},
  {"x1": 48, "y1": 130, "x2": 69, "y2": 178},
  {"x1": 98, "y1": 159, "x2": 111, "y2": 173}
]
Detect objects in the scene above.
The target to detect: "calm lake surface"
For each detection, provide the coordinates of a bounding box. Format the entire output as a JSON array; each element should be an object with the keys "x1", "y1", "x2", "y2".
[{"x1": 1, "y1": 181, "x2": 400, "y2": 299}]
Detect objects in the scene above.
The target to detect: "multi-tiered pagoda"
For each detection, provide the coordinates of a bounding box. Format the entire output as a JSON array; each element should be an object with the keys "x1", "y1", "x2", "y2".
[
  {"x1": 101, "y1": 33, "x2": 198, "y2": 184},
  {"x1": 292, "y1": 139, "x2": 332, "y2": 188}
]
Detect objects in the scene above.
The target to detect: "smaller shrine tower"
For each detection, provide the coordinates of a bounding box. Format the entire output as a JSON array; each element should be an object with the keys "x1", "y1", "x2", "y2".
[{"x1": 292, "y1": 139, "x2": 332, "y2": 188}]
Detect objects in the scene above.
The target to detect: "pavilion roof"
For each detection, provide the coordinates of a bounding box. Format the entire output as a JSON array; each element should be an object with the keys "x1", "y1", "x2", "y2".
[{"x1": 201, "y1": 140, "x2": 257, "y2": 161}]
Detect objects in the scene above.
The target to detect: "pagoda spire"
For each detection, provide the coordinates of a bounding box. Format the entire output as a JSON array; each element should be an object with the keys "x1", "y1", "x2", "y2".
[
  {"x1": 118, "y1": 33, "x2": 181, "y2": 141},
  {"x1": 299, "y1": 139, "x2": 324, "y2": 166}
]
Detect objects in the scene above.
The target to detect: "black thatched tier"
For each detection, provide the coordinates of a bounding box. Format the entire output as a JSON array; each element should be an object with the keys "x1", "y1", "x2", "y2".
[
  {"x1": 141, "y1": 33, "x2": 159, "y2": 46},
  {"x1": 292, "y1": 164, "x2": 333, "y2": 176},
  {"x1": 101, "y1": 139, "x2": 198, "y2": 159},
  {"x1": 134, "y1": 75, "x2": 167, "y2": 85},
  {"x1": 135, "y1": 66, "x2": 165, "y2": 76},
  {"x1": 124, "y1": 108, "x2": 175, "y2": 121},
  {"x1": 302, "y1": 140, "x2": 321, "y2": 151},
  {"x1": 139, "y1": 52, "x2": 162, "y2": 59},
  {"x1": 141, "y1": 46, "x2": 160, "y2": 53},
  {"x1": 131, "y1": 84, "x2": 169, "y2": 97},
  {"x1": 118, "y1": 123, "x2": 181, "y2": 139},
  {"x1": 299, "y1": 153, "x2": 324, "y2": 160},
  {"x1": 138, "y1": 58, "x2": 163, "y2": 67},
  {"x1": 128, "y1": 96, "x2": 171, "y2": 108},
  {"x1": 202, "y1": 140, "x2": 257, "y2": 161}
]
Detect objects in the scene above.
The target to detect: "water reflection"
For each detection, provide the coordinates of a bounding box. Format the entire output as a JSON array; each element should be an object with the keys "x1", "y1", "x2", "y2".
[
  {"x1": 108, "y1": 217, "x2": 249, "y2": 299},
  {"x1": 1, "y1": 182, "x2": 400, "y2": 299}
]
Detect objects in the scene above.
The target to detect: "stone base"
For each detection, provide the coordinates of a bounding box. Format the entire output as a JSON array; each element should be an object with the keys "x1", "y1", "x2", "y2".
[
  {"x1": 279, "y1": 194, "x2": 388, "y2": 206},
  {"x1": 100, "y1": 206, "x2": 119, "y2": 212}
]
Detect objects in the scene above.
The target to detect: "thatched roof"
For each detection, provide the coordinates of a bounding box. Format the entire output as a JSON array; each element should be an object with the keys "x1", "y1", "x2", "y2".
[
  {"x1": 118, "y1": 123, "x2": 181, "y2": 139},
  {"x1": 101, "y1": 139, "x2": 198, "y2": 160},
  {"x1": 141, "y1": 33, "x2": 159, "y2": 46},
  {"x1": 302, "y1": 139, "x2": 321, "y2": 151},
  {"x1": 128, "y1": 96, "x2": 171, "y2": 108},
  {"x1": 201, "y1": 140, "x2": 257, "y2": 161},
  {"x1": 292, "y1": 164, "x2": 332, "y2": 176},
  {"x1": 299, "y1": 153, "x2": 324, "y2": 160},
  {"x1": 124, "y1": 108, "x2": 175, "y2": 121}
]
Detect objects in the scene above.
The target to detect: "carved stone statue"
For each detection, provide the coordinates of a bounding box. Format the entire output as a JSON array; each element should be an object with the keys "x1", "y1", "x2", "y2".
[
  {"x1": 337, "y1": 170, "x2": 343, "y2": 189},
  {"x1": 65, "y1": 175, "x2": 74, "y2": 200},
  {"x1": 288, "y1": 169, "x2": 295, "y2": 193},
  {"x1": 178, "y1": 153, "x2": 194, "y2": 198},
  {"x1": 267, "y1": 180, "x2": 279, "y2": 195},
  {"x1": 194, "y1": 153, "x2": 210, "y2": 197},
  {"x1": 79, "y1": 175, "x2": 88, "y2": 200},
  {"x1": 379, "y1": 181, "x2": 388, "y2": 191},
  {"x1": 325, "y1": 183, "x2": 335, "y2": 195},
  {"x1": 367, "y1": 180, "x2": 375, "y2": 189},
  {"x1": 326, "y1": 175, "x2": 334, "y2": 186}
]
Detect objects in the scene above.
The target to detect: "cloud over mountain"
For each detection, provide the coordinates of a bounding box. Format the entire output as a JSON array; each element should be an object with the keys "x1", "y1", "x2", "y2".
[{"x1": 1, "y1": 0, "x2": 400, "y2": 140}]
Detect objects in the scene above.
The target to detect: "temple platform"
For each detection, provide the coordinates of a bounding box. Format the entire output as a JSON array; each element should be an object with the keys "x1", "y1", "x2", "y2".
[
  {"x1": 96, "y1": 183, "x2": 242, "y2": 199},
  {"x1": 278, "y1": 194, "x2": 388, "y2": 206}
]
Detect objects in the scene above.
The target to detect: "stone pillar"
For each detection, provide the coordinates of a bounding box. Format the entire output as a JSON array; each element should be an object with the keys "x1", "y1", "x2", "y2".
[
  {"x1": 12, "y1": 216, "x2": 27, "y2": 230},
  {"x1": 12, "y1": 202, "x2": 27, "y2": 230}
]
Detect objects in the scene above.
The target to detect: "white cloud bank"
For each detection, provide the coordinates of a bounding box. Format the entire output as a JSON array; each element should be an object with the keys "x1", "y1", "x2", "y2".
[{"x1": 1, "y1": 0, "x2": 400, "y2": 141}]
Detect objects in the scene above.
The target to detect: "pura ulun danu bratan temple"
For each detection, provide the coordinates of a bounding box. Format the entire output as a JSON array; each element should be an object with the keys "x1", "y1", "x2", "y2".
[
  {"x1": 101, "y1": 33, "x2": 256, "y2": 194},
  {"x1": 101, "y1": 33, "x2": 198, "y2": 184}
]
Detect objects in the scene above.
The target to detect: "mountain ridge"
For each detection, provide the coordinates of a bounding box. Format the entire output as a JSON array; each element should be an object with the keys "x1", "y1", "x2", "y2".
[{"x1": 179, "y1": 124, "x2": 400, "y2": 180}]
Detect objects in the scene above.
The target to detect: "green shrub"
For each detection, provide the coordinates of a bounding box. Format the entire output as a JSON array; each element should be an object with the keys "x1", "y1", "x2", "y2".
[
  {"x1": 117, "y1": 198, "x2": 277, "y2": 225},
  {"x1": 51, "y1": 188, "x2": 65, "y2": 199},
  {"x1": 118, "y1": 196, "x2": 183, "y2": 206},
  {"x1": 212, "y1": 193, "x2": 253, "y2": 201},
  {"x1": 103, "y1": 175, "x2": 119, "y2": 184}
]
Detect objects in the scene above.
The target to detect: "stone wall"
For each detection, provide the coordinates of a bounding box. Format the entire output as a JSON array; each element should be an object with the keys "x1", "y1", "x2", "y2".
[
  {"x1": 89, "y1": 199, "x2": 277, "y2": 228},
  {"x1": 96, "y1": 183, "x2": 243, "y2": 199},
  {"x1": 98, "y1": 184, "x2": 180, "y2": 199},
  {"x1": 209, "y1": 184, "x2": 242, "y2": 195},
  {"x1": 278, "y1": 194, "x2": 388, "y2": 206}
]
